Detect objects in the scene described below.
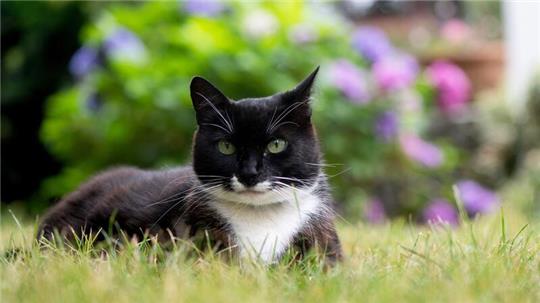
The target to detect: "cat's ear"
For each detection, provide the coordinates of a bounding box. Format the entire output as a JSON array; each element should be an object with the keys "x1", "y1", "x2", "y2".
[
  {"x1": 280, "y1": 66, "x2": 319, "y2": 124},
  {"x1": 291, "y1": 66, "x2": 319, "y2": 102},
  {"x1": 190, "y1": 76, "x2": 230, "y2": 123}
]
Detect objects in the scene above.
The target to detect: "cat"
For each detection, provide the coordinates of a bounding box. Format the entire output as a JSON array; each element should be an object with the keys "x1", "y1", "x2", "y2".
[{"x1": 38, "y1": 67, "x2": 343, "y2": 264}]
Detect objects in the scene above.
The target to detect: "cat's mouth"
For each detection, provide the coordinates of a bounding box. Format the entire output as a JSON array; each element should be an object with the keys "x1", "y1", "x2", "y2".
[
  {"x1": 235, "y1": 189, "x2": 266, "y2": 195},
  {"x1": 230, "y1": 176, "x2": 271, "y2": 193}
]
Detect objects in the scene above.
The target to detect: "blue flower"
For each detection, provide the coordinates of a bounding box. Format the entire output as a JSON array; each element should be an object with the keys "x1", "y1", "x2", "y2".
[
  {"x1": 85, "y1": 92, "x2": 102, "y2": 112},
  {"x1": 351, "y1": 26, "x2": 393, "y2": 63},
  {"x1": 375, "y1": 111, "x2": 398, "y2": 141},
  {"x1": 183, "y1": 0, "x2": 225, "y2": 17},
  {"x1": 69, "y1": 46, "x2": 99, "y2": 78},
  {"x1": 104, "y1": 28, "x2": 147, "y2": 63}
]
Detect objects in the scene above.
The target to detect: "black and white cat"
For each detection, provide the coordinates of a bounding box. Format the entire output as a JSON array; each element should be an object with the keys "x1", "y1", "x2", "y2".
[{"x1": 38, "y1": 67, "x2": 343, "y2": 264}]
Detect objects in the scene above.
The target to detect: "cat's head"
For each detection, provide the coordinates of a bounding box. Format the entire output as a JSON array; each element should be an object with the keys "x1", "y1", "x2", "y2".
[{"x1": 190, "y1": 68, "x2": 322, "y2": 206}]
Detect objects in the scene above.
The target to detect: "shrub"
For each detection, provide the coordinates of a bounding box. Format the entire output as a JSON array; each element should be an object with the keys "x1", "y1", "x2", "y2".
[{"x1": 42, "y1": 1, "x2": 492, "y2": 222}]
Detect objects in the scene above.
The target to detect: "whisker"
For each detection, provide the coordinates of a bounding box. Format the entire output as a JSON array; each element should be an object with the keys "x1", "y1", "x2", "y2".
[
  {"x1": 271, "y1": 176, "x2": 311, "y2": 188},
  {"x1": 267, "y1": 101, "x2": 306, "y2": 134},
  {"x1": 145, "y1": 181, "x2": 223, "y2": 207},
  {"x1": 175, "y1": 185, "x2": 221, "y2": 220},
  {"x1": 272, "y1": 176, "x2": 308, "y2": 183},
  {"x1": 150, "y1": 183, "x2": 222, "y2": 229},
  {"x1": 304, "y1": 162, "x2": 345, "y2": 168},
  {"x1": 272, "y1": 181, "x2": 310, "y2": 196},
  {"x1": 200, "y1": 123, "x2": 230, "y2": 133},
  {"x1": 196, "y1": 175, "x2": 229, "y2": 179},
  {"x1": 272, "y1": 121, "x2": 299, "y2": 130},
  {"x1": 326, "y1": 167, "x2": 352, "y2": 179},
  {"x1": 195, "y1": 92, "x2": 233, "y2": 133},
  {"x1": 266, "y1": 106, "x2": 279, "y2": 134}
]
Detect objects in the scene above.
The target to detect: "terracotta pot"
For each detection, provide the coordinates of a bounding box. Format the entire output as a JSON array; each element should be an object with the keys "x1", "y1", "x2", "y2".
[{"x1": 419, "y1": 41, "x2": 505, "y2": 93}]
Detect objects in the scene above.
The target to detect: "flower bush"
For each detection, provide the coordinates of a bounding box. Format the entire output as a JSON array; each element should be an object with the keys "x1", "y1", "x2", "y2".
[{"x1": 42, "y1": 1, "x2": 498, "y2": 223}]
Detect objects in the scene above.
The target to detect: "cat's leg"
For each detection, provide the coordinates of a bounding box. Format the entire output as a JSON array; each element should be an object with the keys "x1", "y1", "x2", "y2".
[
  {"x1": 317, "y1": 224, "x2": 343, "y2": 265},
  {"x1": 293, "y1": 218, "x2": 343, "y2": 266}
]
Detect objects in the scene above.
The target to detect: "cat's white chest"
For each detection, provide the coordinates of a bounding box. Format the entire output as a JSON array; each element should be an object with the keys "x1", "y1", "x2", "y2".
[{"x1": 212, "y1": 192, "x2": 321, "y2": 263}]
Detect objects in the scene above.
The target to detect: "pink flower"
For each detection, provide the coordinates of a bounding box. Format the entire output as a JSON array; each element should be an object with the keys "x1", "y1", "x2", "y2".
[
  {"x1": 373, "y1": 53, "x2": 419, "y2": 92},
  {"x1": 441, "y1": 19, "x2": 472, "y2": 44},
  {"x1": 426, "y1": 61, "x2": 471, "y2": 115},
  {"x1": 399, "y1": 134, "x2": 443, "y2": 167}
]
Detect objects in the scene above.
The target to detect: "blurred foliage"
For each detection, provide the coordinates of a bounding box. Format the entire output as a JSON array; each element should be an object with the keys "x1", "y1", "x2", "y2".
[
  {"x1": 41, "y1": 1, "x2": 490, "y2": 221},
  {"x1": 1, "y1": 1, "x2": 94, "y2": 207},
  {"x1": 464, "y1": 1, "x2": 502, "y2": 40}
]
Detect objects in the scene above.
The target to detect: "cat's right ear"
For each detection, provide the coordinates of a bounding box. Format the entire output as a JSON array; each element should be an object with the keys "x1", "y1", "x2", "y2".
[{"x1": 190, "y1": 77, "x2": 230, "y2": 122}]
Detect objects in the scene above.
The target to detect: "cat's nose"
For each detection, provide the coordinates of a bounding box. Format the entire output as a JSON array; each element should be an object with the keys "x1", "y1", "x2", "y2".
[
  {"x1": 238, "y1": 152, "x2": 261, "y2": 187},
  {"x1": 238, "y1": 163, "x2": 259, "y2": 187},
  {"x1": 239, "y1": 175, "x2": 258, "y2": 187},
  {"x1": 238, "y1": 169, "x2": 259, "y2": 187}
]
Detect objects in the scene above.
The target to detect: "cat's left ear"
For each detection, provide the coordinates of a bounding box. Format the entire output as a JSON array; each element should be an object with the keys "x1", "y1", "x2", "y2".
[
  {"x1": 281, "y1": 66, "x2": 319, "y2": 123},
  {"x1": 291, "y1": 66, "x2": 319, "y2": 102}
]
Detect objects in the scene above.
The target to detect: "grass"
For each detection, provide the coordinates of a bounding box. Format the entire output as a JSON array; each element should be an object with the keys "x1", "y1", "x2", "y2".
[{"x1": 1, "y1": 206, "x2": 539, "y2": 303}]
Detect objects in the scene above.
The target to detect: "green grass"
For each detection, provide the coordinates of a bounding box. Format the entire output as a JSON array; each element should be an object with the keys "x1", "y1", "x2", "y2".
[{"x1": 1, "y1": 207, "x2": 539, "y2": 303}]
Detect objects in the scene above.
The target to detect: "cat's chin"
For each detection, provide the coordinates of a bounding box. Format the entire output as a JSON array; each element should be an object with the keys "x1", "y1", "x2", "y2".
[{"x1": 211, "y1": 187, "x2": 285, "y2": 206}]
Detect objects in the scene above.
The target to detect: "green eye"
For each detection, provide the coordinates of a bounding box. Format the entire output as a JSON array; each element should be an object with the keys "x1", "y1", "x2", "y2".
[
  {"x1": 218, "y1": 140, "x2": 236, "y2": 155},
  {"x1": 267, "y1": 139, "x2": 288, "y2": 154}
]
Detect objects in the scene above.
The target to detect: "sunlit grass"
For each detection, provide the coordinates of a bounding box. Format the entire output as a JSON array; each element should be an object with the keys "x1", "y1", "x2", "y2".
[{"x1": 1, "y1": 207, "x2": 539, "y2": 303}]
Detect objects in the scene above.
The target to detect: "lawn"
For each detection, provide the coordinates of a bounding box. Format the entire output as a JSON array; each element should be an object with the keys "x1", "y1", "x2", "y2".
[{"x1": 1, "y1": 206, "x2": 539, "y2": 303}]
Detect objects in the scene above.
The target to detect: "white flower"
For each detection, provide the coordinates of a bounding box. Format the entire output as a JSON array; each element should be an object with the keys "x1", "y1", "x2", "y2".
[{"x1": 242, "y1": 10, "x2": 278, "y2": 38}]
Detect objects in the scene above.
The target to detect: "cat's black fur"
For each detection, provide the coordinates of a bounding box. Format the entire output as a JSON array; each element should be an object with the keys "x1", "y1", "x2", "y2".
[{"x1": 38, "y1": 68, "x2": 343, "y2": 264}]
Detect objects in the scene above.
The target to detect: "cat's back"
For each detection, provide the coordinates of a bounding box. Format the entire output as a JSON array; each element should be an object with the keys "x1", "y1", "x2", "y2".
[{"x1": 38, "y1": 165, "x2": 197, "y2": 239}]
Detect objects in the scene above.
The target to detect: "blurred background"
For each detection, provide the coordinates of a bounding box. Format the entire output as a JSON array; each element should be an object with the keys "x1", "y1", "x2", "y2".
[{"x1": 2, "y1": 1, "x2": 539, "y2": 224}]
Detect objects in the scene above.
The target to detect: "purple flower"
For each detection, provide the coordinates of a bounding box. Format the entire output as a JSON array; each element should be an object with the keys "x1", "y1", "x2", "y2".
[
  {"x1": 364, "y1": 198, "x2": 386, "y2": 224},
  {"x1": 351, "y1": 26, "x2": 393, "y2": 62},
  {"x1": 104, "y1": 28, "x2": 147, "y2": 63},
  {"x1": 399, "y1": 134, "x2": 443, "y2": 167},
  {"x1": 426, "y1": 61, "x2": 471, "y2": 115},
  {"x1": 183, "y1": 0, "x2": 225, "y2": 17},
  {"x1": 69, "y1": 46, "x2": 99, "y2": 78},
  {"x1": 329, "y1": 60, "x2": 370, "y2": 104},
  {"x1": 375, "y1": 111, "x2": 398, "y2": 141},
  {"x1": 456, "y1": 180, "x2": 499, "y2": 216},
  {"x1": 373, "y1": 53, "x2": 419, "y2": 92},
  {"x1": 423, "y1": 199, "x2": 459, "y2": 226}
]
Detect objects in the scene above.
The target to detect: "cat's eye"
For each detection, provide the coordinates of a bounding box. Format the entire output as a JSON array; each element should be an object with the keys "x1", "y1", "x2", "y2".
[
  {"x1": 217, "y1": 140, "x2": 236, "y2": 155},
  {"x1": 267, "y1": 139, "x2": 288, "y2": 154}
]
